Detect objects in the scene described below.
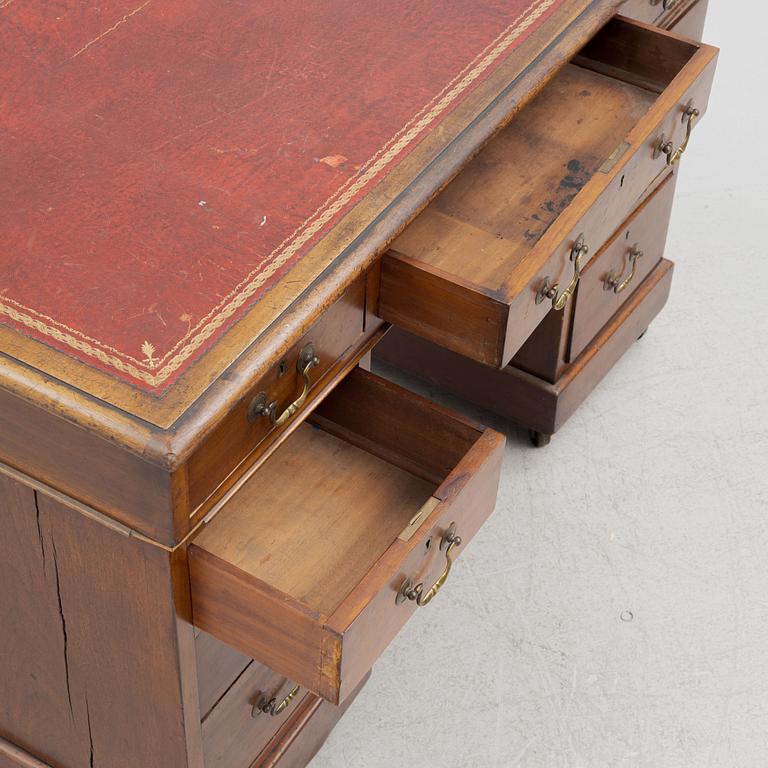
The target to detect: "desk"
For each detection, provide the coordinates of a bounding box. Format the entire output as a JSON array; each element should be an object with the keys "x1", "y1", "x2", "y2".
[{"x1": 0, "y1": 2, "x2": 715, "y2": 766}]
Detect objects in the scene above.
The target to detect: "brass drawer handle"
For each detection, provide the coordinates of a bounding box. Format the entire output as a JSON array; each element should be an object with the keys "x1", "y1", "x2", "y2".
[
  {"x1": 604, "y1": 244, "x2": 643, "y2": 294},
  {"x1": 654, "y1": 100, "x2": 700, "y2": 166},
  {"x1": 536, "y1": 234, "x2": 589, "y2": 311},
  {"x1": 248, "y1": 344, "x2": 320, "y2": 427},
  {"x1": 396, "y1": 523, "x2": 462, "y2": 607},
  {"x1": 650, "y1": 0, "x2": 677, "y2": 9},
  {"x1": 252, "y1": 684, "x2": 301, "y2": 718}
]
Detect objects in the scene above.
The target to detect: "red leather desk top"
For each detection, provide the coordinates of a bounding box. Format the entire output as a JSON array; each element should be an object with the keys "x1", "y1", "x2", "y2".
[{"x1": 0, "y1": 0, "x2": 570, "y2": 396}]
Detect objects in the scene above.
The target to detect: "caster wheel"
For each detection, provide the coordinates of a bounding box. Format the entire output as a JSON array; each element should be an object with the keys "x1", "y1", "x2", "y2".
[
  {"x1": 637, "y1": 328, "x2": 648, "y2": 341},
  {"x1": 528, "y1": 429, "x2": 551, "y2": 448}
]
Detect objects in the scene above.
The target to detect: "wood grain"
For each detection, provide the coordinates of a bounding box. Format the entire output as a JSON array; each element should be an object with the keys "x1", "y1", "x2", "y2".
[
  {"x1": 189, "y1": 369, "x2": 504, "y2": 704},
  {"x1": 0, "y1": 473, "x2": 203, "y2": 768},
  {"x1": 0, "y1": 737, "x2": 51, "y2": 768},
  {"x1": 196, "y1": 630, "x2": 252, "y2": 720},
  {"x1": 376, "y1": 259, "x2": 674, "y2": 437},
  {"x1": 202, "y1": 661, "x2": 300, "y2": 768},
  {"x1": 379, "y1": 18, "x2": 717, "y2": 368},
  {"x1": 185, "y1": 276, "x2": 365, "y2": 517},
  {"x1": 568, "y1": 169, "x2": 676, "y2": 359},
  {"x1": 251, "y1": 673, "x2": 369, "y2": 768}
]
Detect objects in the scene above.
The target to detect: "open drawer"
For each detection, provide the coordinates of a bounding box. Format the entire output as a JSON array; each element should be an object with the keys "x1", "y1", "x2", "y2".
[
  {"x1": 379, "y1": 16, "x2": 717, "y2": 368},
  {"x1": 188, "y1": 367, "x2": 505, "y2": 705}
]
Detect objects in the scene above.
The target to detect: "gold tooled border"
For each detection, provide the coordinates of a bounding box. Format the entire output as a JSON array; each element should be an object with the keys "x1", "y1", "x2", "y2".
[{"x1": 1, "y1": 0, "x2": 558, "y2": 388}]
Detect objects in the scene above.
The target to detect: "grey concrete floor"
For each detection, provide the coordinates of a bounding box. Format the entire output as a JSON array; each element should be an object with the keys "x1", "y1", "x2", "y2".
[{"x1": 313, "y1": 6, "x2": 768, "y2": 767}]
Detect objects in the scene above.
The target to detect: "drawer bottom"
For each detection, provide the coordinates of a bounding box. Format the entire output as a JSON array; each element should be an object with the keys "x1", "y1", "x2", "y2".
[{"x1": 374, "y1": 259, "x2": 674, "y2": 442}]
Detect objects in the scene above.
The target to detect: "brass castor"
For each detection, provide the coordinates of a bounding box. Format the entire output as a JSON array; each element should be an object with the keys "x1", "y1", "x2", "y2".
[{"x1": 528, "y1": 429, "x2": 552, "y2": 448}]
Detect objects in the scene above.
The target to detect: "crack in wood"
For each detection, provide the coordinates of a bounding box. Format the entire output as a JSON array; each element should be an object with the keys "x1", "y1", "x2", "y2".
[
  {"x1": 32, "y1": 490, "x2": 46, "y2": 574},
  {"x1": 86, "y1": 694, "x2": 95, "y2": 768},
  {"x1": 51, "y1": 534, "x2": 75, "y2": 719}
]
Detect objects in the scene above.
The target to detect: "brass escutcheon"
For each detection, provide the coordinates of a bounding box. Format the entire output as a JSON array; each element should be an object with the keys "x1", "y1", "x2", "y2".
[
  {"x1": 252, "y1": 684, "x2": 300, "y2": 718},
  {"x1": 247, "y1": 343, "x2": 320, "y2": 427},
  {"x1": 654, "y1": 100, "x2": 699, "y2": 166},
  {"x1": 603, "y1": 244, "x2": 643, "y2": 294},
  {"x1": 535, "y1": 234, "x2": 589, "y2": 311},
  {"x1": 396, "y1": 523, "x2": 462, "y2": 607}
]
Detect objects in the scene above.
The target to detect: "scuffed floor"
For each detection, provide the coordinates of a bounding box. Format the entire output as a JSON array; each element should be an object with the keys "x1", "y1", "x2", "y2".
[{"x1": 313, "y1": 5, "x2": 768, "y2": 767}]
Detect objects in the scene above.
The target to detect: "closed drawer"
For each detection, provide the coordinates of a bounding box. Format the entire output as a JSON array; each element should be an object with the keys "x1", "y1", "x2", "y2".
[
  {"x1": 188, "y1": 367, "x2": 504, "y2": 705},
  {"x1": 202, "y1": 659, "x2": 302, "y2": 768},
  {"x1": 621, "y1": 0, "x2": 709, "y2": 39},
  {"x1": 568, "y1": 170, "x2": 677, "y2": 360},
  {"x1": 187, "y1": 276, "x2": 367, "y2": 521},
  {"x1": 379, "y1": 17, "x2": 717, "y2": 368}
]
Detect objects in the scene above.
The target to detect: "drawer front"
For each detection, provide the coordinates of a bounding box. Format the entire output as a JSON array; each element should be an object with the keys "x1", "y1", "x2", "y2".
[
  {"x1": 568, "y1": 170, "x2": 677, "y2": 360},
  {"x1": 379, "y1": 18, "x2": 717, "y2": 369},
  {"x1": 251, "y1": 673, "x2": 369, "y2": 768},
  {"x1": 621, "y1": 0, "x2": 708, "y2": 39},
  {"x1": 202, "y1": 660, "x2": 303, "y2": 768},
  {"x1": 188, "y1": 368, "x2": 504, "y2": 705},
  {"x1": 664, "y1": 0, "x2": 708, "y2": 39},
  {"x1": 187, "y1": 276, "x2": 366, "y2": 519}
]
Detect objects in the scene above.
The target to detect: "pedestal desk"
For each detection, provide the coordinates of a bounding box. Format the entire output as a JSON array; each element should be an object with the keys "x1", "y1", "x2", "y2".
[{"x1": 0, "y1": 2, "x2": 716, "y2": 766}]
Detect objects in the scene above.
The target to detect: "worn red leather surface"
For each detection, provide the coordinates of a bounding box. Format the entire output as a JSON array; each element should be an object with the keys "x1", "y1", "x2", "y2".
[{"x1": 0, "y1": 0, "x2": 566, "y2": 392}]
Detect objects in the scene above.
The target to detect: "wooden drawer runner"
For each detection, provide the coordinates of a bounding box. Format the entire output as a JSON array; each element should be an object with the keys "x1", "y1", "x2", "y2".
[
  {"x1": 187, "y1": 276, "x2": 367, "y2": 521},
  {"x1": 188, "y1": 367, "x2": 504, "y2": 705},
  {"x1": 379, "y1": 17, "x2": 716, "y2": 368},
  {"x1": 568, "y1": 169, "x2": 676, "y2": 360}
]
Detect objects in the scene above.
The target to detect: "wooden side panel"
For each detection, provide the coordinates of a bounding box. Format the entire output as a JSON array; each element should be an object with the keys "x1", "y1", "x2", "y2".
[
  {"x1": 0, "y1": 390, "x2": 176, "y2": 545},
  {"x1": 0, "y1": 474, "x2": 203, "y2": 768},
  {"x1": 510, "y1": 304, "x2": 573, "y2": 384}
]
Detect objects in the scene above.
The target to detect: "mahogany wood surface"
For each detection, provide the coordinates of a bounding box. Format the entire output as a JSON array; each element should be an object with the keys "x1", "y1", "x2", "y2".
[
  {"x1": 202, "y1": 661, "x2": 299, "y2": 768},
  {"x1": 0, "y1": 6, "x2": 714, "y2": 768},
  {"x1": 376, "y1": 258, "x2": 674, "y2": 436},
  {"x1": 196, "y1": 630, "x2": 252, "y2": 721},
  {"x1": 621, "y1": 0, "x2": 708, "y2": 38},
  {"x1": 568, "y1": 169, "x2": 677, "y2": 358},
  {"x1": 0, "y1": 472, "x2": 203, "y2": 768},
  {"x1": 185, "y1": 276, "x2": 365, "y2": 519},
  {"x1": 664, "y1": 0, "x2": 709, "y2": 39},
  {"x1": 0, "y1": 738, "x2": 51, "y2": 768},
  {"x1": 379, "y1": 18, "x2": 716, "y2": 368},
  {"x1": 188, "y1": 368, "x2": 504, "y2": 704},
  {"x1": 250, "y1": 674, "x2": 369, "y2": 768}
]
